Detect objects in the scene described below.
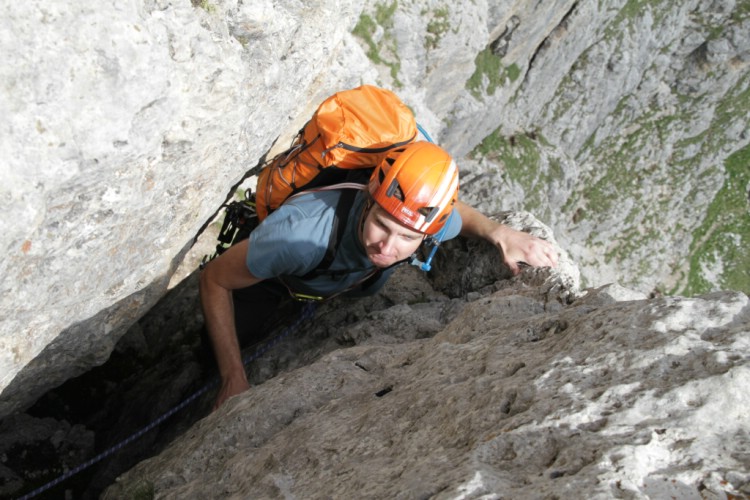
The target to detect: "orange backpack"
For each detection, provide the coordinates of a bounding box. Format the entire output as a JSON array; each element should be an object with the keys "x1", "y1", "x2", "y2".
[{"x1": 255, "y1": 85, "x2": 418, "y2": 220}]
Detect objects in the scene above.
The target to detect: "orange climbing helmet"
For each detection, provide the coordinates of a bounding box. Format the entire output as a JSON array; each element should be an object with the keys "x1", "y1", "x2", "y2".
[{"x1": 368, "y1": 141, "x2": 459, "y2": 235}]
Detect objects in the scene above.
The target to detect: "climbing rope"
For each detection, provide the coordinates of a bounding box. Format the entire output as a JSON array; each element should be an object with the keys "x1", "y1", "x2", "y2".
[{"x1": 16, "y1": 301, "x2": 317, "y2": 500}]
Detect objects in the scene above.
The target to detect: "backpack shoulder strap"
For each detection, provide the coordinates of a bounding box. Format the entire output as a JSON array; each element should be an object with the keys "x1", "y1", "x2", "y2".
[{"x1": 299, "y1": 185, "x2": 362, "y2": 279}]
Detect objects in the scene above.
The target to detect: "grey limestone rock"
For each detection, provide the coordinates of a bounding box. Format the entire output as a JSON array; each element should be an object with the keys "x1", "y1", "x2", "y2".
[{"x1": 103, "y1": 273, "x2": 750, "y2": 499}]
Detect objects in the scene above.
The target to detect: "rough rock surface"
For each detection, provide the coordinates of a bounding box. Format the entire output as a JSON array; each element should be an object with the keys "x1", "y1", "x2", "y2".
[
  {"x1": 103, "y1": 264, "x2": 749, "y2": 499},
  {"x1": 453, "y1": 0, "x2": 750, "y2": 296},
  {"x1": 4, "y1": 212, "x2": 749, "y2": 499},
  {"x1": 4, "y1": 213, "x2": 575, "y2": 499},
  {"x1": 1, "y1": 0, "x2": 367, "y2": 417}
]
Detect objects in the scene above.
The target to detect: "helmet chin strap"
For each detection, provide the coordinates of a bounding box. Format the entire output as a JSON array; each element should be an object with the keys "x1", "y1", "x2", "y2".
[
  {"x1": 409, "y1": 209, "x2": 455, "y2": 272},
  {"x1": 358, "y1": 198, "x2": 374, "y2": 246}
]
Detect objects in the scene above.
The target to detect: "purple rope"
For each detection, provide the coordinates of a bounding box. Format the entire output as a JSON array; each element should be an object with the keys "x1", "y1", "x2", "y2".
[{"x1": 17, "y1": 301, "x2": 317, "y2": 500}]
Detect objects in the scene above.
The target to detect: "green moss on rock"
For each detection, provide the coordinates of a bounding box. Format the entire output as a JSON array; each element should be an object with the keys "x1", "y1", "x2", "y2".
[{"x1": 681, "y1": 144, "x2": 750, "y2": 295}]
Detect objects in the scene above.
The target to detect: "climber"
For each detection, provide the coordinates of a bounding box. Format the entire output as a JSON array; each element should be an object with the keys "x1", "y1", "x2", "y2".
[{"x1": 199, "y1": 142, "x2": 558, "y2": 409}]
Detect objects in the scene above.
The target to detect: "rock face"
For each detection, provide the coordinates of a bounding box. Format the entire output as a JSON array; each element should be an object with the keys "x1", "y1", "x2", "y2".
[
  {"x1": 453, "y1": 0, "x2": 750, "y2": 297},
  {"x1": 102, "y1": 255, "x2": 750, "y2": 498},
  {"x1": 2, "y1": 0, "x2": 749, "y2": 494},
  {"x1": 1, "y1": 0, "x2": 368, "y2": 417}
]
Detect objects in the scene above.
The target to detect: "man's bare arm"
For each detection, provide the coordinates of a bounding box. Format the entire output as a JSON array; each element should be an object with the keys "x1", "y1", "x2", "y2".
[{"x1": 199, "y1": 239, "x2": 263, "y2": 409}]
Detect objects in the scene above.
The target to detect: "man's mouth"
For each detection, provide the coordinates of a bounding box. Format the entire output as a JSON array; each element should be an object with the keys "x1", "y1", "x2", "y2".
[{"x1": 368, "y1": 251, "x2": 394, "y2": 267}]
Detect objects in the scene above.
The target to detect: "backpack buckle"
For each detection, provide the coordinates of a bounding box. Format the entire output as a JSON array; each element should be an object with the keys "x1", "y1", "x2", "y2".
[{"x1": 289, "y1": 292, "x2": 325, "y2": 302}]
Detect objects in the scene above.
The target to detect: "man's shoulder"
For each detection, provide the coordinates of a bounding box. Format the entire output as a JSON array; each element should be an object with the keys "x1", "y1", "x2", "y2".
[
  {"x1": 281, "y1": 189, "x2": 346, "y2": 215},
  {"x1": 255, "y1": 188, "x2": 364, "y2": 241},
  {"x1": 247, "y1": 187, "x2": 366, "y2": 280},
  {"x1": 275, "y1": 187, "x2": 367, "y2": 222}
]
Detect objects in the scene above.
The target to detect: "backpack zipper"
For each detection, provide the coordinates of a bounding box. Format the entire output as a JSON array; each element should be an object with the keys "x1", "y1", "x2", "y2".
[{"x1": 321, "y1": 133, "x2": 416, "y2": 158}]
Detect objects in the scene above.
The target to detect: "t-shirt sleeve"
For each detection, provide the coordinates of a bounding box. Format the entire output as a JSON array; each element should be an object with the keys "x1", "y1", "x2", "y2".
[
  {"x1": 441, "y1": 208, "x2": 462, "y2": 240},
  {"x1": 246, "y1": 204, "x2": 331, "y2": 279}
]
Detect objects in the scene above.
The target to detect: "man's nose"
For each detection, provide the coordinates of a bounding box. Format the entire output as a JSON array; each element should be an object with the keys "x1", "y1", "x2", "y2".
[{"x1": 379, "y1": 234, "x2": 397, "y2": 253}]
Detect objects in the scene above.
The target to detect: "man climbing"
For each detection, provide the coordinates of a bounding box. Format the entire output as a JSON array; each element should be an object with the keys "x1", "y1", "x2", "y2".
[{"x1": 200, "y1": 141, "x2": 558, "y2": 409}]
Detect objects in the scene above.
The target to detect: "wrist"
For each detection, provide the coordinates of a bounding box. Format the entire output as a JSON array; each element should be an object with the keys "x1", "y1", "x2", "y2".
[{"x1": 221, "y1": 364, "x2": 248, "y2": 383}]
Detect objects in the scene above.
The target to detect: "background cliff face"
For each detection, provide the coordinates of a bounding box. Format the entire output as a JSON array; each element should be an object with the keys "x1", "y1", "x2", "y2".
[
  {"x1": 352, "y1": 0, "x2": 750, "y2": 297},
  {"x1": 1, "y1": 0, "x2": 748, "y2": 471}
]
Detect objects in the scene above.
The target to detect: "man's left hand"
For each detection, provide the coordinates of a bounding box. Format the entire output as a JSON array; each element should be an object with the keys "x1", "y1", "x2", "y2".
[{"x1": 489, "y1": 224, "x2": 559, "y2": 275}]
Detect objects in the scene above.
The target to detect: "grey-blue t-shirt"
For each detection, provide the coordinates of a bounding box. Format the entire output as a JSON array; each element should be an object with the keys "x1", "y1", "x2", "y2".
[{"x1": 247, "y1": 188, "x2": 462, "y2": 298}]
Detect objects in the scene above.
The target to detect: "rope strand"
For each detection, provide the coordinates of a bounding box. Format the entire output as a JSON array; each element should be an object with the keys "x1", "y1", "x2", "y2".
[{"x1": 16, "y1": 301, "x2": 317, "y2": 500}]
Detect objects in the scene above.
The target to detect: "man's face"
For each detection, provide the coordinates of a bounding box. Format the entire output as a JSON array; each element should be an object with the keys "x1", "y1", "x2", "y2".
[{"x1": 361, "y1": 204, "x2": 425, "y2": 268}]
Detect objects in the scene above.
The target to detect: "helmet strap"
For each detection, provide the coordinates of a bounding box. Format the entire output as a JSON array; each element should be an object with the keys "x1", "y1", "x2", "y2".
[
  {"x1": 358, "y1": 197, "x2": 374, "y2": 245},
  {"x1": 409, "y1": 209, "x2": 455, "y2": 272}
]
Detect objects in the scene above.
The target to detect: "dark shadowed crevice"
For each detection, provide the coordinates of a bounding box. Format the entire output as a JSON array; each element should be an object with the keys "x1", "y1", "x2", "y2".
[{"x1": 525, "y1": 2, "x2": 579, "y2": 82}]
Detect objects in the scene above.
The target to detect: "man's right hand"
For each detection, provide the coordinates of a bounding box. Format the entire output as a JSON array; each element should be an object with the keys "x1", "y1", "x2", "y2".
[
  {"x1": 213, "y1": 371, "x2": 251, "y2": 411},
  {"x1": 200, "y1": 239, "x2": 264, "y2": 411}
]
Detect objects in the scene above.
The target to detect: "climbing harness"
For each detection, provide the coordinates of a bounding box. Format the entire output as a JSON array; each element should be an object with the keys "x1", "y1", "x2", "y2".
[{"x1": 15, "y1": 302, "x2": 317, "y2": 500}]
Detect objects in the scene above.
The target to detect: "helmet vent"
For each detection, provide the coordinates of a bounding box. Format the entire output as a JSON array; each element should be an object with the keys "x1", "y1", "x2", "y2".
[
  {"x1": 386, "y1": 179, "x2": 405, "y2": 201},
  {"x1": 419, "y1": 206, "x2": 440, "y2": 222}
]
